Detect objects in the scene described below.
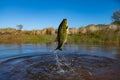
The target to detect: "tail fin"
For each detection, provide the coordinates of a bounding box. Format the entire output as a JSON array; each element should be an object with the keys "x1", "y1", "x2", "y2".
[{"x1": 55, "y1": 48, "x2": 62, "y2": 51}]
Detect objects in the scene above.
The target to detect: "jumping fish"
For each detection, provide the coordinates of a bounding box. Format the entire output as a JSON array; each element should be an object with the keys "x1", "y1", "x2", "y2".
[{"x1": 55, "y1": 19, "x2": 68, "y2": 50}]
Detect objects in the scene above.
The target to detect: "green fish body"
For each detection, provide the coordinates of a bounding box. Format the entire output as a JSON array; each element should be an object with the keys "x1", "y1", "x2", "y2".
[{"x1": 55, "y1": 19, "x2": 68, "y2": 50}]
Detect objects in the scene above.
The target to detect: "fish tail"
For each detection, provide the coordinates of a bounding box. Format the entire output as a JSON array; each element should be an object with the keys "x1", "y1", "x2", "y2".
[{"x1": 55, "y1": 47, "x2": 62, "y2": 51}]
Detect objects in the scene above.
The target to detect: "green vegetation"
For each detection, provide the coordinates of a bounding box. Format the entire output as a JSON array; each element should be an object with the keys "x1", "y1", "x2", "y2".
[
  {"x1": 0, "y1": 28, "x2": 120, "y2": 46},
  {"x1": 16, "y1": 24, "x2": 23, "y2": 31},
  {"x1": 0, "y1": 34, "x2": 55, "y2": 44},
  {"x1": 112, "y1": 10, "x2": 120, "y2": 26},
  {"x1": 68, "y1": 30, "x2": 120, "y2": 46}
]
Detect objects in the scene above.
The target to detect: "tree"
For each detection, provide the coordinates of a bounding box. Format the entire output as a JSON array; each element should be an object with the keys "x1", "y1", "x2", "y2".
[
  {"x1": 112, "y1": 10, "x2": 120, "y2": 25},
  {"x1": 112, "y1": 10, "x2": 120, "y2": 21},
  {"x1": 17, "y1": 24, "x2": 23, "y2": 31}
]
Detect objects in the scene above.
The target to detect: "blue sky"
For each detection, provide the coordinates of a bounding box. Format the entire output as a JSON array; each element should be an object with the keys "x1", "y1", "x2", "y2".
[{"x1": 0, "y1": 0, "x2": 120, "y2": 30}]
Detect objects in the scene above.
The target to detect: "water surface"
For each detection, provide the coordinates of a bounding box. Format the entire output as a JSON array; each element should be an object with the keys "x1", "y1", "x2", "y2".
[
  {"x1": 0, "y1": 43, "x2": 120, "y2": 60},
  {"x1": 0, "y1": 43, "x2": 120, "y2": 80}
]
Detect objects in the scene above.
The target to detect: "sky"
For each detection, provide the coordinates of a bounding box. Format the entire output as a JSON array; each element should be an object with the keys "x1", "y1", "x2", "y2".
[{"x1": 0, "y1": 0, "x2": 120, "y2": 30}]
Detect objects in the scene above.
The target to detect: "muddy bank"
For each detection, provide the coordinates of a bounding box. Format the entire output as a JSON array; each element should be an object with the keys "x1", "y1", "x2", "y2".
[{"x1": 0, "y1": 54, "x2": 120, "y2": 80}]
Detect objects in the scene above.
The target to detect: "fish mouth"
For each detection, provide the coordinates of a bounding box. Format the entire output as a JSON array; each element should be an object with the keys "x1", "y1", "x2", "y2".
[
  {"x1": 63, "y1": 19, "x2": 67, "y2": 24},
  {"x1": 63, "y1": 18, "x2": 67, "y2": 21},
  {"x1": 63, "y1": 19, "x2": 68, "y2": 28}
]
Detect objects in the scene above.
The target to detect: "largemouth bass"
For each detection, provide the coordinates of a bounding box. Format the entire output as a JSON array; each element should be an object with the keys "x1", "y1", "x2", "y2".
[{"x1": 55, "y1": 19, "x2": 68, "y2": 50}]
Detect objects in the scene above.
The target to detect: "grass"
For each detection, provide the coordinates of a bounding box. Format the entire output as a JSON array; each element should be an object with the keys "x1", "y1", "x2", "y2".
[
  {"x1": 0, "y1": 30, "x2": 120, "y2": 46},
  {"x1": 67, "y1": 30, "x2": 120, "y2": 46},
  {"x1": 0, "y1": 34, "x2": 56, "y2": 44}
]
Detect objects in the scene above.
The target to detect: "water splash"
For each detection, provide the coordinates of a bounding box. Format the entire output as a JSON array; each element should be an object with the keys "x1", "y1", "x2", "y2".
[
  {"x1": 53, "y1": 50, "x2": 64, "y2": 73},
  {"x1": 53, "y1": 50, "x2": 74, "y2": 73},
  {"x1": 60, "y1": 54, "x2": 74, "y2": 72}
]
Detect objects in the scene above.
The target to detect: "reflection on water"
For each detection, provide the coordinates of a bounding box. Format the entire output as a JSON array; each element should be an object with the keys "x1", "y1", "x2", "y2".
[{"x1": 0, "y1": 43, "x2": 120, "y2": 60}]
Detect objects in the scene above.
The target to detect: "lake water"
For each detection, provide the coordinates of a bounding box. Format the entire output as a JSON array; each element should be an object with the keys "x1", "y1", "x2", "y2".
[
  {"x1": 0, "y1": 43, "x2": 120, "y2": 60},
  {"x1": 0, "y1": 43, "x2": 120, "y2": 80}
]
